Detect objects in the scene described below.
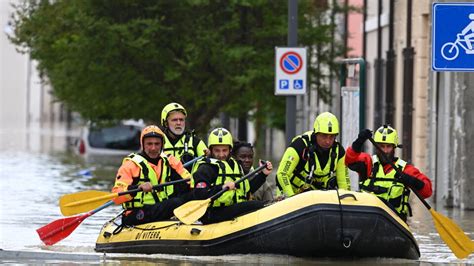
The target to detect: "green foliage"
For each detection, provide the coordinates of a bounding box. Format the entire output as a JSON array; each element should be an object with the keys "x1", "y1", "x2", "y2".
[{"x1": 10, "y1": 0, "x2": 345, "y2": 133}]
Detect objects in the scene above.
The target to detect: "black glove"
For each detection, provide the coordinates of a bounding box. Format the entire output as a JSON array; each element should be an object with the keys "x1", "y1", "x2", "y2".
[
  {"x1": 352, "y1": 129, "x2": 372, "y2": 152},
  {"x1": 396, "y1": 172, "x2": 424, "y2": 190},
  {"x1": 127, "y1": 185, "x2": 139, "y2": 197}
]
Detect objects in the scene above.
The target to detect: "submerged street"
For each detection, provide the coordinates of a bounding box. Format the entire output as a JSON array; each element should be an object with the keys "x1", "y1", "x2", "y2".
[{"x1": 0, "y1": 127, "x2": 473, "y2": 264}]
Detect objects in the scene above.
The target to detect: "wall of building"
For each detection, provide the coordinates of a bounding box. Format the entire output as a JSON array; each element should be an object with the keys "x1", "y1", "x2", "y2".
[
  {"x1": 365, "y1": 0, "x2": 431, "y2": 171},
  {"x1": 1, "y1": 1, "x2": 74, "y2": 153},
  {"x1": 412, "y1": 0, "x2": 474, "y2": 210},
  {"x1": 365, "y1": 0, "x2": 392, "y2": 145},
  {"x1": 460, "y1": 74, "x2": 474, "y2": 209},
  {"x1": 393, "y1": 0, "x2": 405, "y2": 138},
  {"x1": 411, "y1": 0, "x2": 430, "y2": 171},
  {"x1": 364, "y1": 0, "x2": 474, "y2": 210},
  {"x1": 347, "y1": 0, "x2": 364, "y2": 58},
  {"x1": 433, "y1": 71, "x2": 474, "y2": 209},
  {"x1": 1, "y1": 2, "x2": 27, "y2": 130}
]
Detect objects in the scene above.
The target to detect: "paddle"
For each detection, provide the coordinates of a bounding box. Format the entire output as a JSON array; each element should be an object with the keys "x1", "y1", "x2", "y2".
[
  {"x1": 37, "y1": 156, "x2": 202, "y2": 246},
  {"x1": 60, "y1": 178, "x2": 190, "y2": 216},
  {"x1": 60, "y1": 156, "x2": 202, "y2": 216},
  {"x1": 37, "y1": 201, "x2": 114, "y2": 246},
  {"x1": 174, "y1": 162, "x2": 268, "y2": 225},
  {"x1": 37, "y1": 177, "x2": 192, "y2": 246},
  {"x1": 368, "y1": 137, "x2": 474, "y2": 259}
]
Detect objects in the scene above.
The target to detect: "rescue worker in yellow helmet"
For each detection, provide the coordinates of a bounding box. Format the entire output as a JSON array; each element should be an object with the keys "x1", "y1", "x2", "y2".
[
  {"x1": 345, "y1": 125, "x2": 432, "y2": 221},
  {"x1": 111, "y1": 125, "x2": 192, "y2": 225},
  {"x1": 190, "y1": 128, "x2": 273, "y2": 224},
  {"x1": 160, "y1": 102, "x2": 207, "y2": 166},
  {"x1": 276, "y1": 112, "x2": 350, "y2": 197}
]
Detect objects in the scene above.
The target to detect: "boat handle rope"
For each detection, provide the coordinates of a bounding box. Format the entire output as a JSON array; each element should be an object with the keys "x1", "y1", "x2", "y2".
[
  {"x1": 111, "y1": 220, "x2": 180, "y2": 236},
  {"x1": 133, "y1": 223, "x2": 179, "y2": 231},
  {"x1": 338, "y1": 193, "x2": 357, "y2": 201},
  {"x1": 335, "y1": 189, "x2": 353, "y2": 249},
  {"x1": 342, "y1": 236, "x2": 352, "y2": 248}
]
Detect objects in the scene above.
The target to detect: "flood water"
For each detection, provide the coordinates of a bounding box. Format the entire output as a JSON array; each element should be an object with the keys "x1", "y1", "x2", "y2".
[{"x1": 0, "y1": 126, "x2": 473, "y2": 265}]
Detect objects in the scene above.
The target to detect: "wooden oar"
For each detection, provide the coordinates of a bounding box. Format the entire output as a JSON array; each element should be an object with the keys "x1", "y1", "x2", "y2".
[
  {"x1": 174, "y1": 162, "x2": 268, "y2": 225},
  {"x1": 60, "y1": 156, "x2": 202, "y2": 216},
  {"x1": 368, "y1": 137, "x2": 474, "y2": 259}
]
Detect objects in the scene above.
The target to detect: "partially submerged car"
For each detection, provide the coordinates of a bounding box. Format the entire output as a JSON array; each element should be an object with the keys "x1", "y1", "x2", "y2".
[{"x1": 75, "y1": 120, "x2": 144, "y2": 159}]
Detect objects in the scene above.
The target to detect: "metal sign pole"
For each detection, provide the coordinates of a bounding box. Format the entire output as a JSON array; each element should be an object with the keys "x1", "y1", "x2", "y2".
[
  {"x1": 337, "y1": 58, "x2": 366, "y2": 131},
  {"x1": 337, "y1": 58, "x2": 366, "y2": 190}
]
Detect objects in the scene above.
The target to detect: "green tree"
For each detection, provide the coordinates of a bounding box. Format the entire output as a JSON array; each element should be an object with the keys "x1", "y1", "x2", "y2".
[{"x1": 10, "y1": 0, "x2": 344, "y2": 134}]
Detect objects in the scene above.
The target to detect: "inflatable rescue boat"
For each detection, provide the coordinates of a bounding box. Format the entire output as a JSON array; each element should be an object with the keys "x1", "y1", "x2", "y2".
[{"x1": 95, "y1": 190, "x2": 420, "y2": 259}]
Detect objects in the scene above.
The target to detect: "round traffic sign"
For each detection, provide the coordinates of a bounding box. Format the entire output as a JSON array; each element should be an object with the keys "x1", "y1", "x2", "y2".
[{"x1": 280, "y1": 51, "x2": 303, "y2": 74}]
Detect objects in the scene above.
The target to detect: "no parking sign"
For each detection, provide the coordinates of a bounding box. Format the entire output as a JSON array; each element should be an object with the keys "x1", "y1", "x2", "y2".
[{"x1": 275, "y1": 47, "x2": 307, "y2": 95}]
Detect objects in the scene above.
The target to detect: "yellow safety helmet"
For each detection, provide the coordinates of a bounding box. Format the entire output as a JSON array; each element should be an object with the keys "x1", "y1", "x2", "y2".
[
  {"x1": 161, "y1": 102, "x2": 187, "y2": 126},
  {"x1": 208, "y1": 128, "x2": 233, "y2": 148},
  {"x1": 374, "y1": 125, "x2": 399, "y2": 147},
  {"x1": 313, "y1": 112, "x2": 339, "y2": 134},
  {"x1": 140, "y1": 125, "x2": 165, "y2": 148}
]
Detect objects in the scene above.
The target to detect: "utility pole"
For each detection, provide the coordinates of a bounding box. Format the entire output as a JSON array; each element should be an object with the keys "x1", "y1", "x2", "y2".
[
  {"x1": 402, "y1": 0, "x2": 414, "y2": 161},
  {"x1": 374, "y1": 0, "x2": 385, "y2": 127},
  {"x1": 286, "y1": 0, "x2": 297, "y2": 145}
]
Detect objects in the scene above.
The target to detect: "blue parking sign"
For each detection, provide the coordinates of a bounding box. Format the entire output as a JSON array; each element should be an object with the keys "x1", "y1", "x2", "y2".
[
  {"x1": 279, "y1": 79, "x2": 289, "y2": 90},
  {"x1": 432, "y1": 3, "x2": 474, "y2": 71}
]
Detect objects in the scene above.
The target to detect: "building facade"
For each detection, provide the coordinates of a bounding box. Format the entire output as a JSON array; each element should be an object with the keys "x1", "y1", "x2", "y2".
[
  {"x1": 1, "y1": 1, "x2": 73, "y2": 152},
  {"x1": 361, "y1": 0, "x2": 474, "y2": 209}
]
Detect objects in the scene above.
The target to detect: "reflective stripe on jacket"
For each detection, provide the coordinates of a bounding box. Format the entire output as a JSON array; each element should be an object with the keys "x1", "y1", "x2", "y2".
[
  {"x1": 276, "y1": 131, "x2": 350, "y2": 197},
  {"x1": 359, "y1": 155, "x2": 411, "y2": 219},
  {"x1": 163, "y1": 132, "x2": 206, "y2": 162},
  {"x1": 122, "y1": 153, "x2": 172, "y2": 209},
  {"x1": 193, "y1": 157, "x2": 250, "y2": 207}
]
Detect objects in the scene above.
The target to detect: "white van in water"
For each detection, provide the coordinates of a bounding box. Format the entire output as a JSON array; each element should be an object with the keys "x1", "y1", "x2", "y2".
[{"x1": 75, "y1": 120, "x2": 145, "y2": 158}]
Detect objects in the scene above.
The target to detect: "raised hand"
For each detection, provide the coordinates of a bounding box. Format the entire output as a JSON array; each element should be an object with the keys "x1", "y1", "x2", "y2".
[
  {"x1": 352, "y1": 129, "x2": 372, "y2": 152},
  {"x1": 358, "y1": 129, "x2": 372, "y2": 142}
]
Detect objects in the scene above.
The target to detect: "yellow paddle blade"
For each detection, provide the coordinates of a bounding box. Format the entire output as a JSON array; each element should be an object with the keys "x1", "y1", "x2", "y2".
[
  {"x1": 430, "y1": 209, "x2": 474, "y2": 259},
  {"x1": 60, "y1": 191, "x2": 117, "y2": 216},
  {"x1": 173, "y1": 199, "x2": 211, "y2": 225},
  {"x1": 437, "y1": 211, "x2": 474, "y2": 251}
]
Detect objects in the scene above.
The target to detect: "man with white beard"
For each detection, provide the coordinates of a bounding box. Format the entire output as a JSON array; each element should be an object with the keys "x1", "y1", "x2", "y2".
[{"x1": 160, "y1": 103, "x2": 207, "y2": 167}]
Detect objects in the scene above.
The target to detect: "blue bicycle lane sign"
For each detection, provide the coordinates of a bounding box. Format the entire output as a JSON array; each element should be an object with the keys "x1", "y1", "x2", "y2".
[{"x1": 432, "y1": 3, "x2": 474, "y2": 71}]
